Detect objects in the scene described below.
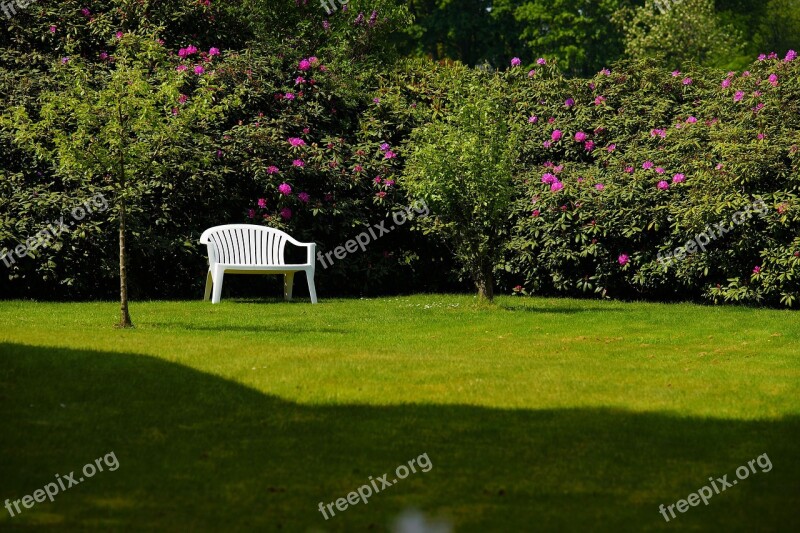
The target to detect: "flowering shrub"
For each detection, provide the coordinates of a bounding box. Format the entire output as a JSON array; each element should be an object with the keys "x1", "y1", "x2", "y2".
[{"x1": 505, "y1": 55, "x2": 800, "y2": 306}]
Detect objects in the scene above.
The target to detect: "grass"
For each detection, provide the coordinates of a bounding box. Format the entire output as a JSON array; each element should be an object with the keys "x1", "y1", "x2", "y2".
[{"x1": 0, "y1": 295, "x2": 798, "y2": 531}]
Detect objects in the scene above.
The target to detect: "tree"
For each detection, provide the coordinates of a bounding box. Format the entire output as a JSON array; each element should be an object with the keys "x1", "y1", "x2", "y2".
[
  {"x1": 402, "y1": 64, "x2": 517, "y2": 301},
  {"x1": 615, "y1": 0, "x2": 743, "y2": 69},
  {"x1": 5, "y1": 34, "x2": 232, "y2": 327}
]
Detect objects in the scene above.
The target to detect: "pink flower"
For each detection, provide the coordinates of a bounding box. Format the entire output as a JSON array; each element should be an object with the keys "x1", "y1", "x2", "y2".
[
  {"x1": 682, "y1": 77, "x2": 692, "y2": 85},
  {"x1": 768, "y1": 74, "x2": 778, "y2": 86},
  {"x1": 176, "y1": 65, "x2": 188, "y2": 72},
  {"x1": 584, "y1": 141, "x2": 595, "y2": 151},
  {"x1": 575, "y1": 131, "x2": 586, "y2": 142},
  {"x1": 672, "y1": 70, "x2": 681, "y2": 77},
  {"x1": 284, "y1": 92, "x2": 295, "y2": 100},
  {"x1": 543, "y1": 141, "x2": 552, "y2": 148},
  {"x1": 292, "y1": 159, "x2": 304, "y2": 168},
  {"x1": 734, "y1": 91, "x2": 744, "y2": 102},
  {"x1": 280, "y1": 207, "x2": 292, "y2": 220},
  {"x1": 267, "y1": 166, "x2": 280, "y2": 175},
  {"x1": 384, "y1": 150, "x2": 397, "y2": 159},
  {"x1": 721, "y1": 78, "x2": 731, "y2": 88},
  {"x1": 385, "y1": 179, "x2": 395, "y2": 187},
  {"x1": 600, "y1": 68, "x2": 611, "y2": 76},
  {"x1": 618, "y1": 254, "x2": 629, "y2": 266},
  {"x1": 49, "y1": 25, "x2": 57, "y2": 33},
  {"x1": 655, "y1": 167, "x2": 665, "y2": 174},
  {"x1": 528, "y1": 116, "x2": 538, "y2": 123},
  {"x1": 785, "y1": 50, "x2": 797, "y2": 62},
  {"x1": 625, "y1": 166, "x2": 634, "y2": 174},
  {"x1": 672, "y1": 173, "x2": 686, "y2": 183},
  {"x1": 607, "y1": 144, "x2": 616, "y2": 152},
  {"x1": 527, "y1": 69, "x2": 536, "y2": 77},
  {"x1": 686, "y1": 116, "x2": 697, "y2": 124},
  {"x1": 298, "y1": 59, "x2": 311, "y2": 71},
  {"x1": 758, "y1": 54, "x2": 767, "y2": 61},
  {"x1": 288, "y1": 137, "x2": 306, "y2": 147},
  {"x1": 541, "y1": 173, "x2": 557, "y2": 185},
  {"x1": 258, "y1": 198, "x2": 267, "y2": 208},
  {"x1": 564, "y1": 98, "x2": 575, "y2": 108},
  {"x1": 537, "y1": 58, "x2": 546, "y2": 65},
  {"x1": 551, "y1": 130, "x2": 563, "y2": 141},
  {"x1": 248, "y1": 209, "x2": 255, "y2": 219},
  {"x1": 657, "y1": 180, "x2": 669, "y2": 190},
  {"x1": 376, "y1": 191, "x2": 387, "y2": 199},
  {"x1": 752, "y1": 265, "x2": 761, "y2": 274},
  {"x1": 380, "y1": 143, "x2": 391, "y2": 151},
  {"x1": 594, "y1": 95, "x2": 606, "y2": 106},
  {"x1": 115, "y1": 31, "x2": 124, "y2": 39},
  {"x1": 595, "y1": 183, "x2": 605, "y2": 191},
  {"x1": 532, "y1": 209, "x2": 540, "y2": 217},
  {"x1": 353, "y1": 165, "x2": 363, "y2": 173},
  {"x1": 642, "y1": 161, "x2": 654, "y2": 170},
  {"x1": 278, "y1": 183, "x2": 292, "y2": 196},
  {"x1": 194, "y1": 66, "x2": 205, "y2": 75},
  {"x1": 295, "y1": 76, "x2": 306, "y2": 85},
  {"x1": 550, "y1": 181, "x2": 563, "y2": 192},
  {"x1": 209, "y1": 47, "x2": 220, "y2": 56},
  {"x1": 178, "y1": 94, "x2": 188, "y2": 104},
  {"x1": 511, "y1": 57, "x2": 521, "y2": 67},
  {"x1": 298, "y1": 192, "x2": 310, "y2": 203}
]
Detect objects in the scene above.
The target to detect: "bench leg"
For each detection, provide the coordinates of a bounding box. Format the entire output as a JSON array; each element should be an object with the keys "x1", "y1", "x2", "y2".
[
  {"x1": 211, "y1": 266, "x2": 224, "y2": 304},
  {"x1": 306, "y1": 270, "x2": 318, "y2": 304},
  {"x1": 203, "y1": 270, "x2": 213, "y2": 301},
  {"x1": 284, "y1": 273, "x2": 295, "y2": 301}
]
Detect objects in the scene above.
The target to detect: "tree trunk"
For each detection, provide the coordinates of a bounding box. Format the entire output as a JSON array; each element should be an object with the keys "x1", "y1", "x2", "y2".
[
  {"x1": 117, "y1": 197, "x2": 133, "y2": 329},
  {"x1": 475, "y1": 267, "x2": 494, "y2": 302},
  {"x1": 115, "y1": 103, "x2": 133, "y2": 329}
]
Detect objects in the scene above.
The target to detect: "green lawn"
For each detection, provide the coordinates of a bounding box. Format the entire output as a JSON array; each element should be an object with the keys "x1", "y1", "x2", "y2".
[{"x1": 0, "y1": 296, "x2": 798, "y2": 531}]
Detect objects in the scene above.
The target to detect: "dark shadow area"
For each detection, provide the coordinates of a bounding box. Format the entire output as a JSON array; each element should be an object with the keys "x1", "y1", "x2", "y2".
[{"x1": 0, "y1": 343, "x2": 797, "y2": 532}]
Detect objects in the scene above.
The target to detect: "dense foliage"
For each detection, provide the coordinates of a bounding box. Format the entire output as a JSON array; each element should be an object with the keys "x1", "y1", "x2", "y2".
[{"x1": 1, "y1": 1, "x2": 799, "y2": 308}]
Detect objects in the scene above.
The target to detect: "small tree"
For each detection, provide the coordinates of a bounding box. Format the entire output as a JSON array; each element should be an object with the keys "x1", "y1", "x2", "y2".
[
  {"x1": 7, "y1": 33, "x2": 230, "y2": 327},
  {"x1": 402, "y1": 65, "x2": 516, "y2": 301}
]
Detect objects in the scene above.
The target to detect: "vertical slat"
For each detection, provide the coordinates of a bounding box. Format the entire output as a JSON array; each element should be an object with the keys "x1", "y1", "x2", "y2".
[
  {"x1": 217, "y1": 233, "x2": 231, "y2": 264},
  {"x1": 267, "y1": 231, "x2": 275, "y2": 265},
  {"x1": 221, "y1": 230, "x2": 233, "y2": 264},
  {"x1": 249, "y1": 229, "x2": 256, "y2": 265},
  {"x1": 277, "y1": 235, "x2": 285, "y2": 265},
  {"x1": 279, "y1": 237, "x2": 287, "y2": 266},
  {"x1": 242, "y1": 229, "x2": 251, "y2": 265},
  {"x1": 211, "y1": 234, "x2": 223, "y2": 263}
]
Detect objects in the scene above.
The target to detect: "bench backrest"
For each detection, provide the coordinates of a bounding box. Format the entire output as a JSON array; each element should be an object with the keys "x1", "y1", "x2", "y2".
[{"x1": 200, "y1": 225, "x2": 291, "y2": 266}]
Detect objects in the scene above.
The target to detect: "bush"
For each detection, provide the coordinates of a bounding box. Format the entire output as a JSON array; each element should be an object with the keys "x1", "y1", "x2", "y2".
[{"x1": 504, "y1": 54, "x2": 800, "y2": 307}]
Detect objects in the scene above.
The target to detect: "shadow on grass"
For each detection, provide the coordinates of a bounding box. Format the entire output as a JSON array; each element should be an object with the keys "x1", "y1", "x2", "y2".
[{"x1": 0, "y1": 343, "x2": 797, "y2": 532}]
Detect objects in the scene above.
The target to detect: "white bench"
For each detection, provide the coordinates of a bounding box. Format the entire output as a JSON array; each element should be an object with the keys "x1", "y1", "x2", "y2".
[{"x1": 200, "y1": 224, "x2": 318, "y2": 304}]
